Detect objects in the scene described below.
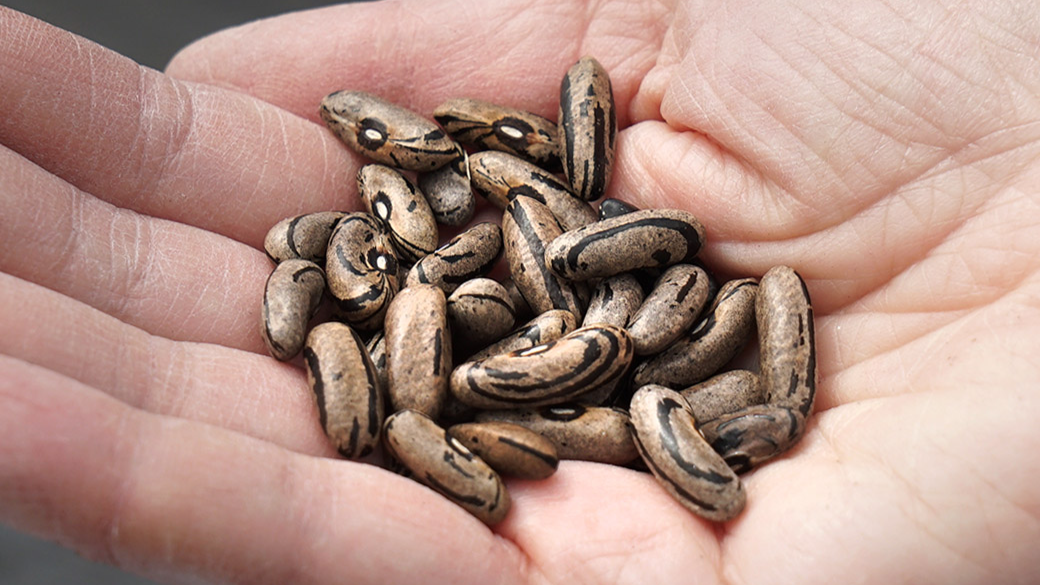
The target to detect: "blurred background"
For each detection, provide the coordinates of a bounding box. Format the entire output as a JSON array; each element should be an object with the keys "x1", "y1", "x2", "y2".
[{"x1": 0, "y1": 3, "x2": 351, "y2": 582}]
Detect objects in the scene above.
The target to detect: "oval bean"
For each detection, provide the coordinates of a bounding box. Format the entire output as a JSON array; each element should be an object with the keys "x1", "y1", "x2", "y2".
[
  {"x1": 434, "y1": 98, "x2": 560, "y2": 169},
  {"x1": 264, "y1": 211, "x2": 345, "y2": 264},
  {"x1": 628, "y1": 264, "x2": 710, "y2": 355},
  {"x1": 260, "y1": 259, "x2": 325, "y2": 361},
  {"x1": 477, "y1": 404, "x2": 637, "y2": 465},
  {"x1": 384, "y1": 284, "x2": 451, "y2": 420},
  {"x1": 416, "y1": 146, "x2": 475, "y2": 227},
  {"x1": 405, "y1": 222, "x2": 502, "y2": 294},
  {"x1": 447, "y1": 421, "x2": 559, "y2": 480},
  {"x1": 358, "y1": 164, "x2": 438, "y2": 263},
  {"x1": 559, "y1": 56, "x2": 617, "y2": 201}
]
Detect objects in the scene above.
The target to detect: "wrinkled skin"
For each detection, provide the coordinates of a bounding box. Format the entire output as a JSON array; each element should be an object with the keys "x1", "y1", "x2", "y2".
[{"x1": 1, "y1": 1, "x2": 1039, "y2": 583}]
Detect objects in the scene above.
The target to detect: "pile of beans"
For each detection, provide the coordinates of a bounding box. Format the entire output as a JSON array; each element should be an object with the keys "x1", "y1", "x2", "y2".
[{"x1": 259, "y1": 57, "x2": 817, "y2": 524}]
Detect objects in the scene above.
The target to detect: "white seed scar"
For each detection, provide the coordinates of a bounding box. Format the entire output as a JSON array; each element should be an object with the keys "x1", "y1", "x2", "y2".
[
  {"x1": 499, "y1": 126, "x2": 524, "y2": 139},
  {"x1": 363, "y1": 128, "x2": 384, "y2": 142}
]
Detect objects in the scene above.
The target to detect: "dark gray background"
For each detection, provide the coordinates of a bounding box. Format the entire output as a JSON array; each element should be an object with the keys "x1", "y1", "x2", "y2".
[{"x1": 1, "y1": 3, "x2": 350, "y2": 582}]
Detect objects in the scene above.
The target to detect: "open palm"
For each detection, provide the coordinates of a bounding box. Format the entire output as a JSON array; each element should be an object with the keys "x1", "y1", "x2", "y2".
[{"x1": 2, "y1": 1, "x2": 1039, "y2": 583}]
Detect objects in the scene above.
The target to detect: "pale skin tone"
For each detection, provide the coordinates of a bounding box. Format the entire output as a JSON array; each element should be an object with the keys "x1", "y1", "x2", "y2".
[{"x1": 0, "y1": 0, "x2": 1038, "y2": 582}]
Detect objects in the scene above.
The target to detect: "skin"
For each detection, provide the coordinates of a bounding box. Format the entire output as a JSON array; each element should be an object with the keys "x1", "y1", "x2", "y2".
[{"x1": 0, "y1": 0, "x2": 1038, "y2": 583}]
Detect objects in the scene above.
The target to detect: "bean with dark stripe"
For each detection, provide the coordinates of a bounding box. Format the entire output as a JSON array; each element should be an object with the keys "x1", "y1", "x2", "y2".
[
  {"x1": 264, "y1": 211, "x2": 346, "y2": 264},
  {"x1": 260, "y1": 259, "x2": 325, "y2": 361},
  {"x1": 383, "y1": 409, "x2": 510, "y2": 525},
  {"x1": 405, "y1": 222, "x2": 502, "y2": 294},
  {"x1": 559, "y1": 56, "x2": 617, "y2": 201},
  {"x1": 358, "y1": 164, "x2": 438, "y2": 263},
  {"x1": 502, "y1": 279, "x2": 533, "y2": 323},
  {"x1": 365, "y1": 330, "x2": 388, "y2": 393},
  {"x1": 632, "y1": 278, "x2": 758, "y2": 389},
  {"x1": 450, "y1": 324, "x2": 633, "y2": 409},
  {"x1": 544, "y1": 209, "x2": 707, "y2": 281},
  {"x1": 303, "y1": 322, "x2": 384, "y2": 459},
  {"x1": 446, "y1": 278, "x2": 517, "y2": 350},
  {"x1": 597, "y1": 198, "x2": 639, "y2": 221},
  {"x1": 628, "y1": 385, "x2": 745, "y2": 522},
  {"x1": 469, "y1": 150, "x2": 597, "y2": 231},
  {"x1": 320, "y1": 90, "x2": 460, "y2": 171},
  {"x1": 416, "y1": 145, "x2": 475, "y2": 227},
  {"x1": 385, "y1": 284, "x2": 451, "y2": 420},
  {"x1": 757, "y1": 265, "x2": 817, "y2": 417},
  {"x1": 477, "y1": 403, "x2": 637, "y2": 465},
  {"x1": 503, "y1": 196, "x2": 587, "y2": 321},
  {"x1": 679, "y1": 370, "x2": 765, "y2": 424},
  {"x1": 699, "y1": 404, "x2": 804, "y2": 474},
  {"x1": 325, "y1": 213, "x2": 399, "y2": 331},
  {"x1": 628, "y1": 264, "x2": 710, "y2": 355},
  {"x1": 467, "y1": 309, "x2": 577, "y2": 362},
  {"x1": 434, "y1": 98, "x2": 560, "y2": 169},
  {"x1": 447, "y1": 422, "x2": 559, "y2": 480},
  {"x1": 582, "y1": 273, "x2": 644, "y2": 328}
]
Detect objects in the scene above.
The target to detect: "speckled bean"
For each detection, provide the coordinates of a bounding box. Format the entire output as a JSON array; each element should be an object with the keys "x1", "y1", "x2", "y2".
[
  {"x1": 264, "y1": 211, "x2": 346, "y2": 264},
  {"x1": 325, "y1": 213, "x2": 399, "y2": 331},
  {"x1": 477, "y1": 403, "x2": 637, "y2": 465},
  {"x1": 467, "y1": 309, "x2": 577, "y2": 362},
  {"x1": 417, "y1": 145, "x2": 475, "y2": 227},
  {"x1": 582, "y1": 273, "x2": 644, "y2": 328},
  {"x1": 405, "y1": 222, "x2": 502, "y2": 294},
  {"x1": 447, "y1": 278, "x2": 517, "y2": 350}
]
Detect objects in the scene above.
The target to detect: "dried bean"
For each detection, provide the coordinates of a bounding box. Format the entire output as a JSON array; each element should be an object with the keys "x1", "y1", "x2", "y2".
[
  {"x1": 679, "y1": 370, "x2": 764, "y2": 424},
  {"x1": 467, "y1": 309, "x2": 577, "y2": 362},
  {"x1": 384, "y1": 284, "x2": 451, "y2": 420},
  {"x1": 260, "y1": 259, "x2": 325, "y2": 361},
  {"x1": 434, "y1": 98, "x2": 560, "y2": 169},
  {"x1": 559, "y1": 56, "x2": 616, "y2": 201},
  {"x1": 325, "y1": 213, "x2": 399, "y2": 331},
  {"x1": 264, "y1": 211, "x2": 345, "y2": 264},
  {"x1": 597, "y1": 198, "x2": 638, "y2": 220},
  {"x1": 757, "y1": 265, "x2": 816, "y2": 417},
  {"x1": 699, "y1": 404, "x2": 803, "y2": 474},
  {"x1": 628, "y1": 264, "x2": 710, "y2": 355},
  {"x1": 446, "y1": 278, "x2": 517, "y2": 350},
  {"x1": 416, "y1": 146, "x2": 475, "y2": 227},
  {"x1": 477, "y1": 404, "x2": 637, "y2": 465},
  {"x1": 405, "y1": 222, "x2": 502, "y2": 294},
  {"x1": 582, "y1": 273, "x2": 644, "y2": 328},
  {"x1": 358, "y1": 164, "x2": 438, "y2": 263},
  {"x1": 447, "y1": 422, "x2": 559, "y2": 480}
]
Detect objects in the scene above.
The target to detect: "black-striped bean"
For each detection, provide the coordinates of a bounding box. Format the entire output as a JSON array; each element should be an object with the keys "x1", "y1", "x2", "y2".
[
  {"x1": 450, "y1": 324, "x2": 633, "y2": 409},
  {"x1": 303, "y1": 322, "x2": 384, "y2": 459},
  {"x1": 544, "y1": 209, "x2": 707, "y2": 281},
  {"x1": 679, "y1": 370, "x2": 764, "y2": 424},
  {"x1": 383, "y1": 409, "x2": 510, "y2": 525},
  {"x1": 260, "y1": 259, "x2": 325, "y2": 361},
  {"x1": 416, "y1": 145, "x2": 475, "y2": 227},
  {"x1": 358, "y1": 164, "x2": 438, "y2": 263},
  {"x1": 320, "y1": 90, "x2": 459, "y2": 171},
  {"x1": 384, "y1": 284, "x2": 451, "y2": 420},
  {"x1": 582, "y1": 273, "x2": 644, "y2": 328},
  {"x1": 597, "y1": 198, "x2": 638, "y2": 221},
  {"x1": 264, "y1": 211, "x2": 345, "y2": 264},
  {"x1": 467, "y1": 309, "x2": 577, "y2": 362},
  {"x1": 446, "y1": 278, "x2": 517, "y2": 351},
  {"x1": 698, "y1": 404, "x2": 803, "y2": 474},
  {"x1": 325, "y1": 213, "x2": 399, "y2": 331},
  {"x1": 405, "y1": 222, "x2": 502, "y2": 294},
  {"x1": 632, "y1": 278, "x2": 758, "y2": 389},
  {"x1": 757, "y1": 265, "x2": 817, "y2": 417},
  {"x1": 447, "y1": 421, "x2": 559, "y2": 480},
  {"x1": 477, "y1": 404, "x2": 637, "y2": 465},
  {"x1": 628, "y1": 385, "x2": 745, "y2": 522},
  {"x1": 559, "y1": 56, "x2": 617, "y2": 201},
  {"x1": 628, "y1": 264, "x2": 710, "y2": 355},
  {"x1": 434, "y1": 98, "x2": 560, "y2": 170}
]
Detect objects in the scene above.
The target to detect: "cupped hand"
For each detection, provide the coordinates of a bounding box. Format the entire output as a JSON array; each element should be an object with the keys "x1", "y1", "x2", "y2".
[{"x1": 2, "y1": 1, "x2": 1039, "y2": 583}]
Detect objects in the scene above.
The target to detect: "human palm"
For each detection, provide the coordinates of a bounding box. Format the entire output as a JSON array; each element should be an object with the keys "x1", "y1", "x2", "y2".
[{"x1": 2, "y1": 1, "x2": 1038, "y2": 583}]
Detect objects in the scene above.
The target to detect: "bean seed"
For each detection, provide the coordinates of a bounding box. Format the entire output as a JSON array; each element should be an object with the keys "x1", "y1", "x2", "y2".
[
  {"x1": 384, "y1": 284, "x2": 451, "y2": 420},
  {"x1": 320, "y1": 90, "x2": 459, "y2": 171},
  {"x1": 264, "y1": 211, "x2": 346, "y2": 264},
  {"x1": 405, "y1": 222, "x2": 502, "y2": 294},
  {"x1": 365, "y1": 330, "x2": 388, "y2": 393},
  {"x1": 597, "y1": 198, "x2": 638, "y2": 221},
  {"x1": 559, "y1": 56, "x2": 617, "y2": 201},
  {"x1": 632, "y1": 278, "x2": 758, "y2": 389},
  {"x1": 698, "y1": 404, "x2": 803, "y2": 474},
  {"x1": 628, "y1": 264, "x2": 710, "y2": 355},
  {"x1": 477, "y1": 404, "x2": 637, "y2": 465},
  {"x1": 434, "y1": 98, "x2": 560, "y2": 169},
  {"x1": 358, "y1": 164, "x2": 438, "y2": 263},
  {"x1": 679, "y1": 370, "x2": 764, "y2": 424},
  {"x1": 383, "y1": 409, "x2": 510, "y2": 525},
  {"x1": 582, "y1": 273, "x2": 644, "y2": 328},
  {"x1": 467, "y1": 309, "x2": 577, "y2": 362},
  {"x1": 303, "y1": 322, "x2": 384, "y2": 459},
  {"x1": 503, "y1": 196, "x2": 587, "y2": 321},
  {"x1": 416, "y1": 145, "x2": 475, "y2": 227},
  {"x1": 544, "y1": 209, "x2": 706, "y2": 281},
  {"x1": 260, "y1": 259, "x2": 325, "y2": 361},
  {"x1": 446, "y1": 278, "x2": 517, "y2": 350},
  {"x1": 325, "y1": 213, "x2": 399, "y2": 331},
  {"x1": 757, "y1": 265, "x2": 816, "y2": 416},
  {"x1": 447, "y1": 421, "x2": 559, "y2": 480},
  {"x1": 450, "y1": 324, "x2": 633, "y2": 409},
  {"x1": 468, "y1": 150, "x2": 597, "y2": 231},
  {"x1": 628, "y1": 385, "x2": 745, "y2": 522}
]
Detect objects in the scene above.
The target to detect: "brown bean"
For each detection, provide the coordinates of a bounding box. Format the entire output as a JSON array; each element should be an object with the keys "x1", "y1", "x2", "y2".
[
  {"x1": 559, "y1": 56, "x2": 617, "y2": 201},
  {"x1": 416, "y1": 146, "x2": 475, "y2": 227},
  {"x1": 320, "y1": 90, "x2": 459, "y2": 171},
  {"x1": 450, "y1": 324, "x2": 633, "y2": 409},
  {"x1": 434, "y1": 98, "x2": 560, "y2": 169},
  {"x1": 469, "y1": 150, "x2": 597, "y2": 231},
  {"x1": 383, "y1": 409, "x2": 510, "y2": 525},
  {"x1": 303, "y1": 322, "x2": 384, "y2": 459},
  {"x1": 679, "y1": 370, "x2": 764, "y2": 424},
  {"x1": 477, "y1": 404, "x2": 637, "y2": 465},
  {"x1": 447, "y1": 422, "x2": 559, "y2": 480},
  {"x1": 698, "y1": 404, "x2": 803, "y2": 474},
  {"x1": 544, "y1": 209, "x2": 706, "y2": 281},
  {"x1": 264, "y1": 211, "x2": 346, "y2": 264},
  {"x1": 260, "y1": 259, "x2": 325, "y2": 361},
  {"x1": 628, "y1": 385, "x2": 745, "y2": 522},
  {"x1": 358, "y1": 164, "x2": 438, "y2": 263},
  {"x1": 325, "y1": 213, "x2": 399, "y2": 331},
  {"x1": 446, "y1": 278, "x2": 517, "y2": 350},
  {"x1": 632, "y1": 278, "x2": 758, "y2": 389},
  {"x1": 467, "y1": 309, "x2": 578, "y2": 362},
  {"x1": 503, "y1": 196, "x2": 587, "y2": 321},
  {"x1": 582, "y1": 273, "x2": 644, "y2": 328},
  {"x1": 757, "y1": 265, "x2": 816, "y2": 417},
  {"x1": 405, "y1": 222, "x2": 502, "y2": 294},
  {"x1": 384, "y1": 284, "x2": 451, "y2": 420},
  {"x1": 627, "y1": 264, "x2": 710, "y2": 355}
]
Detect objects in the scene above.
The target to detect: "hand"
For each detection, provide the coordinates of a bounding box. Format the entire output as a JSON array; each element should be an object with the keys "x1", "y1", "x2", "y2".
[{"x1": 2, "y1": 1, "x2": 1039, "y2": 583}]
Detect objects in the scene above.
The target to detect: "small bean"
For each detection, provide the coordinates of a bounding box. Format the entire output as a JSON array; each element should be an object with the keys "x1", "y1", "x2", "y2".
[
  {"x1": 698, "y1": 404, "x2": 803, "y2": 474},
  {"x1": 447, "y1": 421, "x2": 559, "y2": 480},
  {"x1": 264, "y1": 211, "x2": 345, "y2": 264},
  {"x1": 679, "y1": 370, "x2": 764, "y2": 424},
  {"x1": 358, "y1": 164, "x2": 438, "y2": 263},
  {"x1": 477, "y1": 404, "x2": 637, "y2": 465},
  {"x1": 260, "y1": 259, "x2": 325, "y2": 361},
  {"x1": 384, "y1": 284, "x2": 451, "y2": 420},
  {"x1": 582, "y1": 273, "x2": 644, "y2": 328},
  {"x1": 416, "y1": 145, "x2": 475, "y2": 227},
  {"x1": 559, "y1": 56, "x2": 617, "y2": 201},
  {"x1": 405, "y1": 222, "x2": 502, "y2": 294},
  {"x1": 434, "y1": 98, "x2": 560, "y2": 169},
  {"x1": 325, "y1": 213, "x2": 399, "y2": 331},
  {"x1": 447, "y1": 278, "x2": 517, "y2": 350},
  {"x1": 627, "y1": 264, "x2": 710, "y2": 355},
  {"x1": 467, "y1": 309, "x2": 577, "y2": 362}
]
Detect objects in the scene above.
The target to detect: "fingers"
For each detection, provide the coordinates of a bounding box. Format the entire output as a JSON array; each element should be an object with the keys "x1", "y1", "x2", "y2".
[
  {"x1": 0, "y1": 7, "x2": 358, "y2": 249},
  {"x1": 0, "y1": 356, "x2": 529, "y2": 585},
  {"x1": 0, "y1": 273, "x2": 331, "y2": 456},
  {"x1": 166, "y1": 0, "x2": 674, "y2": 125},
  {"x1": 0, "y1": 144, "x2": 274, "y2": 353}
]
